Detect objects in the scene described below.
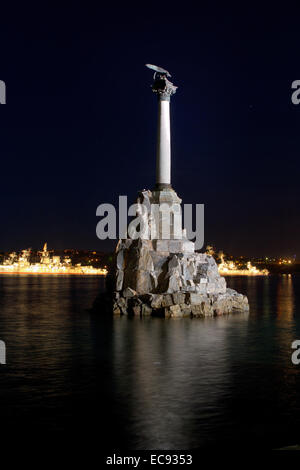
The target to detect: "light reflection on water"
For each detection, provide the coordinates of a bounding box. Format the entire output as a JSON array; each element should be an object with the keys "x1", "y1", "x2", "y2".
[
  {"x1": 112, "y1": 314, "x2": 249, "y2": 449},
  {"x1": 0, "y1": 274, "x2": 300, "y2": 449}
]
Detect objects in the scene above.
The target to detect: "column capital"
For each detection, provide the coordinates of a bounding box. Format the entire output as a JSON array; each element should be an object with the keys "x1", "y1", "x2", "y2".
[{"x1": 152, "y1": 76, "x2": 177, "y2": 101}]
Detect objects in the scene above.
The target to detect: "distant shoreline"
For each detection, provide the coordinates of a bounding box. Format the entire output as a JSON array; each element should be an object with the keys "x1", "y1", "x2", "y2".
[{"x1": 0, "y1": 272, "x2": 106, "y2": 276}]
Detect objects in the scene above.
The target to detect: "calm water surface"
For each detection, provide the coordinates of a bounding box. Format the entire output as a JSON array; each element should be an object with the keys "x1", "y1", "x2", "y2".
[{"x1": 0, "y1": 274, "x2": 299, "y2": 450}]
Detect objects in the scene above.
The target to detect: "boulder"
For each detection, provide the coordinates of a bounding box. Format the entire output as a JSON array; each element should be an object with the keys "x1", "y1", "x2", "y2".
[
  {"x1": 151, "y1": 294, "x2": 163, "y2": 309},
  {"x1": 191, "y1": 304, "x2": 204, "y2": 317},
  {"x1": 180, "y1": 304, "x2": 192, "y2": 317},
  {"x1": 116, "y1": 250, "x2": 125, "y2": 270},
  {"x1": 161, "y1": 294, "x2": 173, "y2": 307},
  {"x1": 187, "y1": 293, "x2": 203, "y2": 305},
  {"x1": 116, "y1": 270, "x2": 124, "y2": 291},
  {"x1": 123, "y1": 287, "x2": 137, "y2": 298},
  {"x1": 169, "y1": 304, "x2": 183, "y2": 317},
  {"x1": 132, "y1": 305, "x2": 141, "y2": 316},
  {"x1": 141, "y1": 304, "x2": 152, "y2": 316},
  {"x1": 172, "y1": 292, "x2": 186, "y2": 305}
]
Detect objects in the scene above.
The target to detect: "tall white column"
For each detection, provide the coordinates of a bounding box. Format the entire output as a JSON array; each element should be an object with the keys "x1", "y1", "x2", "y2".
[
  {"x1": 156, "y1": 99, "x2": 171, "y2": 186},
  {"x1": 149, "y1": 69, "x2": 177, "y2": 190}
]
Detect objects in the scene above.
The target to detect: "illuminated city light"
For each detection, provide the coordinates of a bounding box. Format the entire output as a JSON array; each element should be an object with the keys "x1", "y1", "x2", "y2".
[
  {"x1": 278, "y1": 258, "x2": 293, "y2": 265},
  {"x1": 218, "y1": 254, "x2": 269, "y2": 276},
  {"x1": 0, "y1": 243, "x2": 108, "y2": 276}
]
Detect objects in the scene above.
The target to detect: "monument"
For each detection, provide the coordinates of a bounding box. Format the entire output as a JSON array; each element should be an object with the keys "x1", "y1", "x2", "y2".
[{"x1": 95, "y1": 65, "x2": 249, "y2": 318}]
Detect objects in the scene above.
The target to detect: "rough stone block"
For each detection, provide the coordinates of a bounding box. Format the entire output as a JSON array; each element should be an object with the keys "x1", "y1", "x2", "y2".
[
  {"x1": 169, "y1": 240, "x2": 183, "y2": 253},
  {"x1": 188, "y1": 293, "x2": 202, "y2": 304},
  {"x1": 191, "y1": 304, "x2": 204, "y2": 317},
  {"x1": 150, "y1": 252, "x2": 169, "y2": 271},
  {"x1": 151, "y1": 294, "x2": 163, "y2": 309},
  {"x1": 150, "y1": 272, "x2": 158, "y2": 289},
  {"x1": 161, "y1": 294, "x2": 173, "y2": 307},
  {"x1": 141, "y1": 304, "x2": 152, "y2": 316},
  {"x1": 151, "y1": 187, "x2": 182, "y2": 205},
  {"x1": 123, "y1": 287, "x2": 137, "y2": 298},
  {"x1": 132, "y1": 305, "x2": 141, "y2": 316},
  {"x1": 116, "y1": 250, "x2": 125, "y2": 270},
  {"x1": 154, "y1": 240, "x2": 170, "y2": 252},
  {"x1": 167, "y1": 273, "x2": 181, "y2": 293},
  {"x1": 172, "y1": 292, "x2": 185, "y2": 305},
  {"x1": 113, "y1": 304, "x2": 121, "y2": 315},
  {"x1": 181, "y1": 240, "x2": 195, "y2": 253},
  {"x1": 136, "y1": 270, "x2": 152, "y2": 294},
  {"x1": 196, "y1": 256, "x2": 207, "y2": 264},
  {"x1": 117, "y1": 297, "x2": 126, "y2": 308},
  {"x1": 195, "y1": 284, "x2": 207, "y2": 294},
  {"x1": 116, "y1": 270, "x2": 124, "y2": 291},
  {"x1": 203, "y1": 303, "x2": 214, "y2": 316},
  {"x1": 168, "y1": 255, "x2": 180, "y2": 271},
  {"x1": 164, "y1": 307, "x2": 172, "y2": 318},
  {"x1": 215, "y1": 278, "x2": 226, "y2": 294},
  {"x1": 212, "y1": 298, "x2": 230, "y2": 316},
  {"x1": 137, "y1": 249, "x2": 154, "y2": 272},
  {"x1": 182, "y1": 263, "x2": 194, "y2": 281},
  {"x1": 180, "y1": 304, "x2": 192, "y2": 317},
  {"x1": 185, "y1": 285, "x2": 196, "y2": 292},
  {"x1": 207, "y1": 282, "x2": 216, "y2": 294},
  {"x1": 169, "y1": 304, "x2": 183, "y2": 317}
]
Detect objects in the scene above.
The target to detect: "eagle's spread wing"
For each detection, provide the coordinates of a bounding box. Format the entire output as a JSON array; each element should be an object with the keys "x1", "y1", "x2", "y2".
[{"x1": 145, "y1": 64, "x2": 171, "y2": 77}]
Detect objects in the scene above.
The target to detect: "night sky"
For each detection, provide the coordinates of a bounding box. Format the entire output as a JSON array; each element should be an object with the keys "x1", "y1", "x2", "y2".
[{"x1": 1, "y1": 4, "x2": 300, "y2": 257}]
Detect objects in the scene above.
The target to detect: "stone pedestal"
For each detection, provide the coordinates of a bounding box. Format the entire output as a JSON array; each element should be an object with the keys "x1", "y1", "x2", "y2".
[
  {"x1": 95, "y1": 233, "x2": 249, "y2": 318},
  {"x1": 94, "y1": 187, "x2": 249, "y2": 319}
]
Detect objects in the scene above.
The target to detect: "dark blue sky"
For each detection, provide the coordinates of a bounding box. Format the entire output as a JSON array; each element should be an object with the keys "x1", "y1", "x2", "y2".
[{"x1": 0, "y1": 4, "x2": 300, "y2": 257}]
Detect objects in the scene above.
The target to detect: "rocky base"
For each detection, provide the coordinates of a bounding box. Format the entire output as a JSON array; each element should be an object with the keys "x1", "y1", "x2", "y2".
[
  {"x1": 93, "y1": 187, "x2": 250, "y2": 319},
  {"x1": 94, "y1": 287, "x2": 249, "y2": 318}
]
